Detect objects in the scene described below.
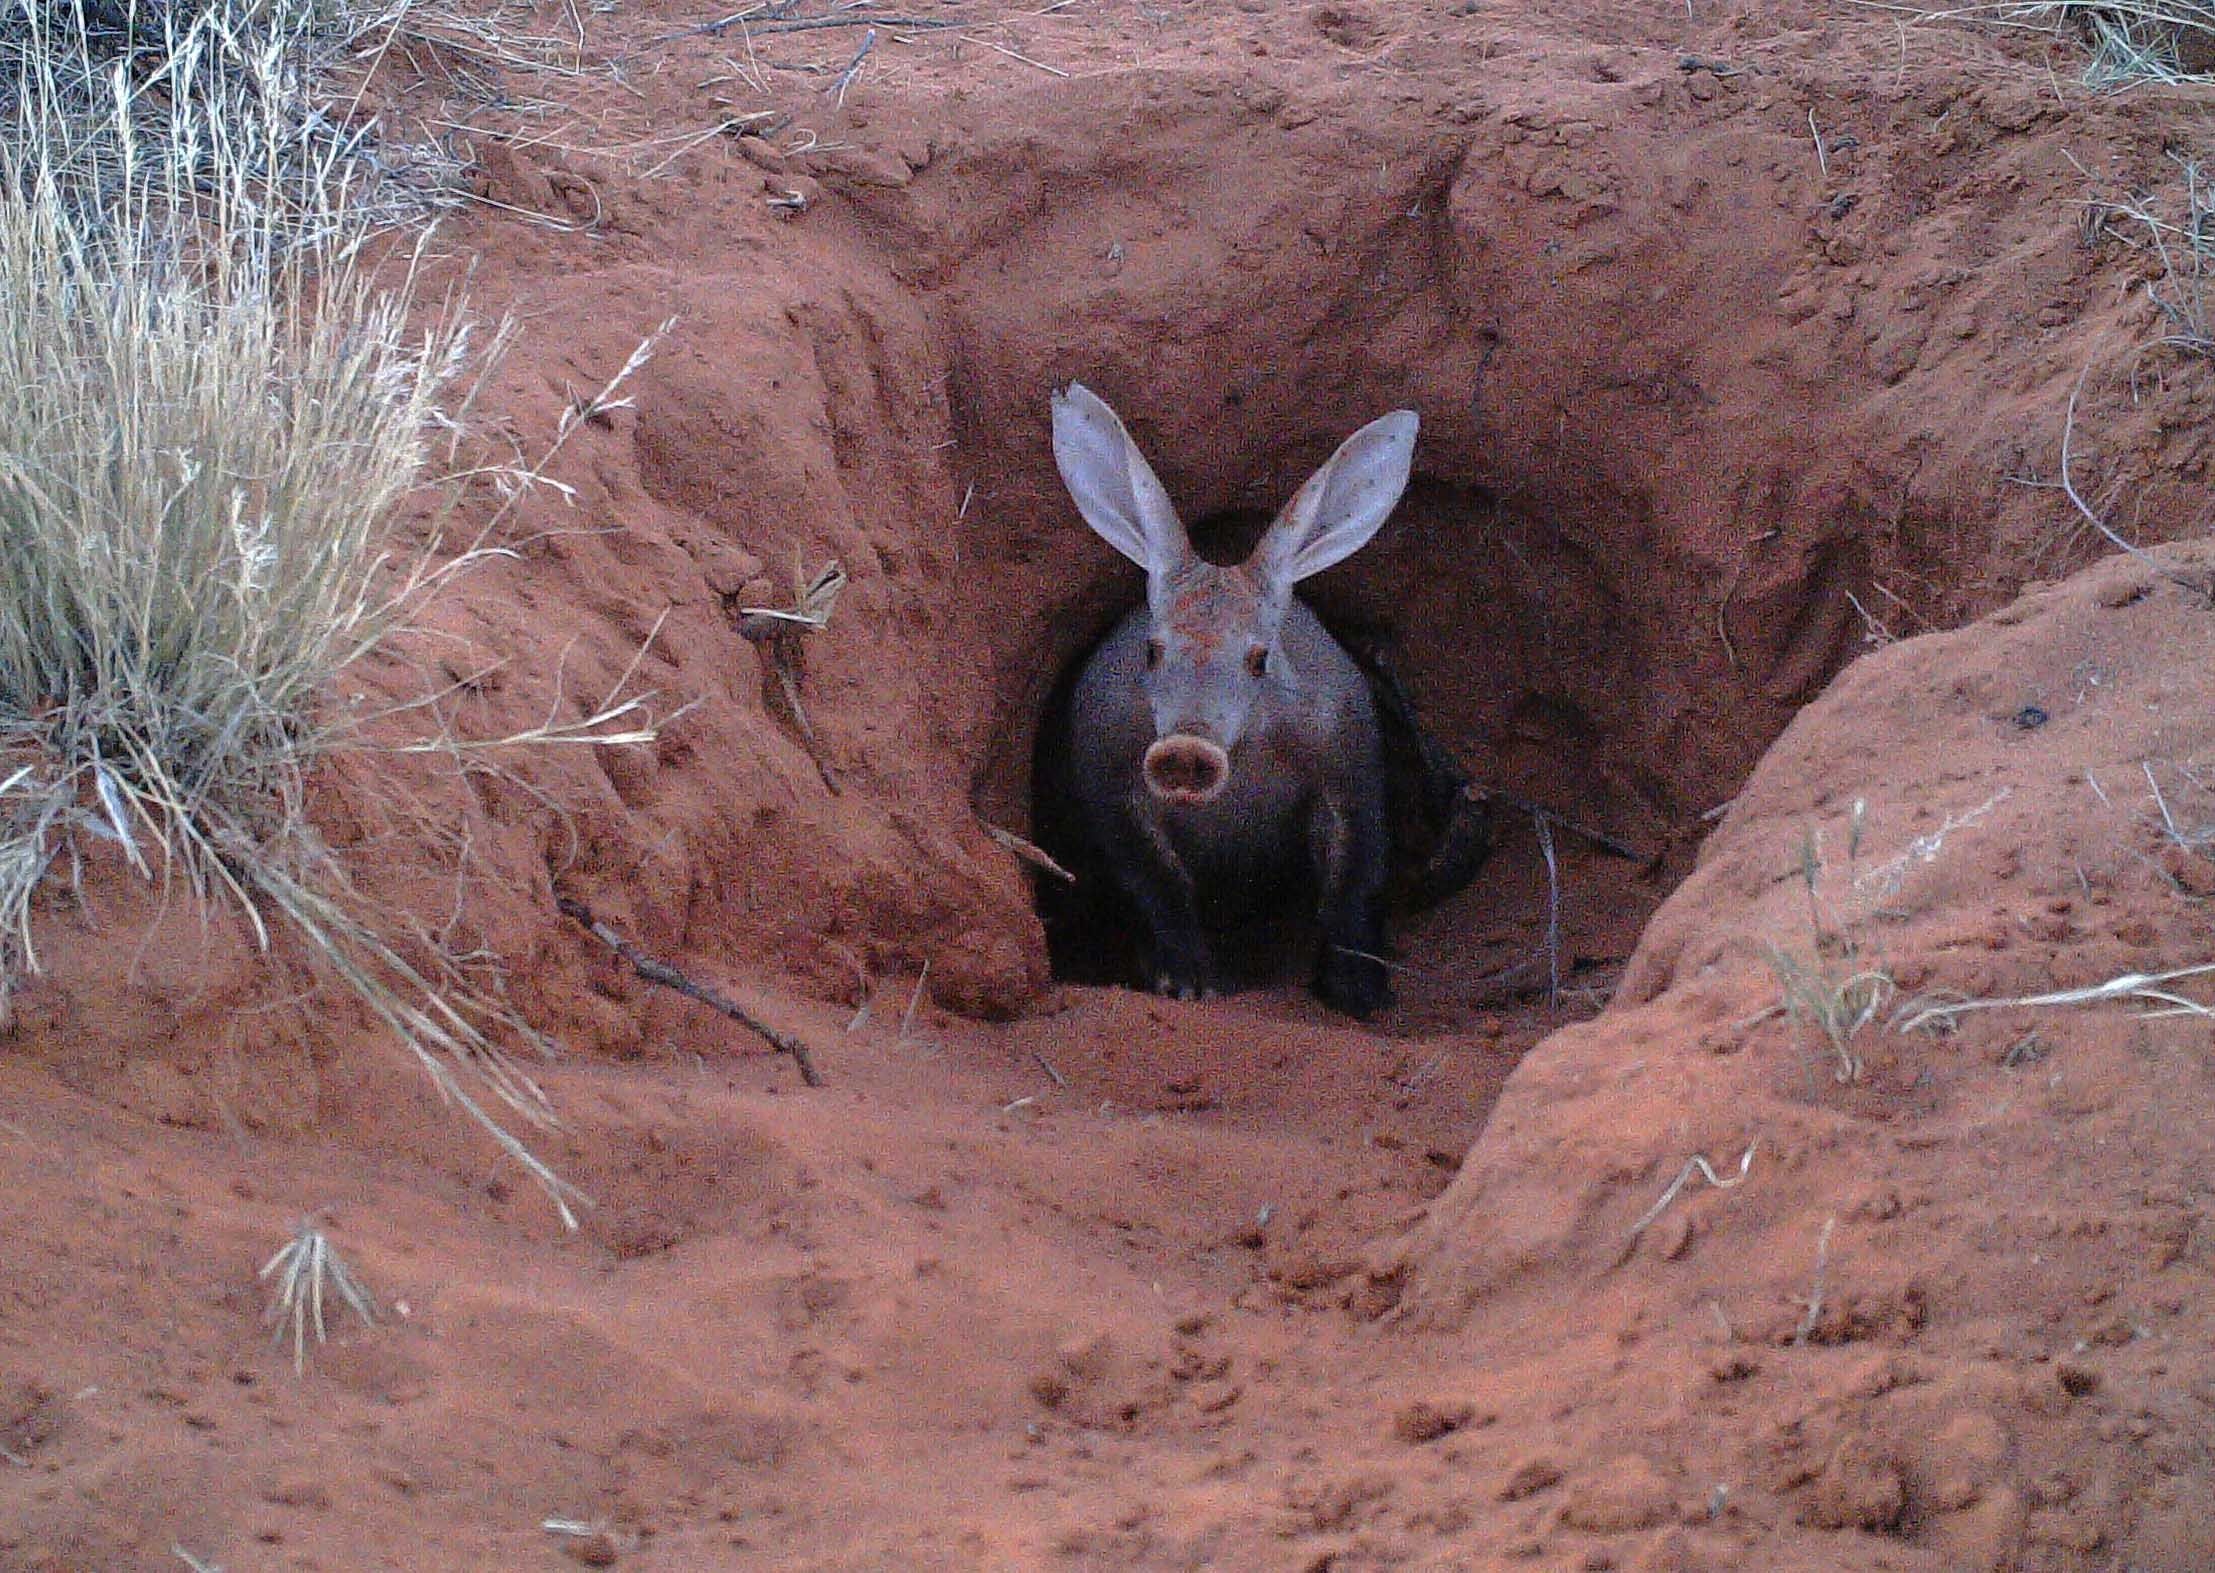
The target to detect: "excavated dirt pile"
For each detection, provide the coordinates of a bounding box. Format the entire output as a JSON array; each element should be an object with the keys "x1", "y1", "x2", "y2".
[{"x1": 5, "y1": 1, "x2": 2215, "y2": 1568}]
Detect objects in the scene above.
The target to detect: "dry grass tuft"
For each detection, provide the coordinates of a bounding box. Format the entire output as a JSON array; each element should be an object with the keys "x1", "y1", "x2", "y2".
[
  {"x1": 1883, "y1": 2, "x2": 2215, "y2": 87},
  {"x1": 0, "y1": 0, "x2": 671, "y2": 1224},
  {"x1": 1, "y1": 0, "x2": 461, "y2": 242},
  {"x1": 260, "y1": 1215, "x2": 378, "y2": 1373},
  {"x1": 1766, "y1": 943, "x2": 1896, "y2": 1084},
  {"x1": 1764, "y1": 811, "x2": 1895, "y2": 1085},
  {"x1": 2041, "y1": 0, "x2": 2215, "y2": 85},
  {"x1": 2080, "y1": 150, "x2": 2215, "y2": 358}
]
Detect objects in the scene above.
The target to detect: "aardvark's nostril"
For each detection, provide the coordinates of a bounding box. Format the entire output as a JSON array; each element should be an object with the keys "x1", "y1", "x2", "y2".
[{"x1": 1143, "y1": 735, "x2": 1230, "y2": 803}]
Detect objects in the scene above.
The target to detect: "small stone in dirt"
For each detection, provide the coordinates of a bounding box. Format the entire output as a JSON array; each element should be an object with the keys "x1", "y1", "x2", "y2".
[
  {"x1": 1271, "y1": 1250, "x2": 1360, "y2": 1291},
  {"x1": 1627, "y1": 1527, "x2": 1698, "y2": 1572},
  {"x1": 2095, "y1": 573, "x2": 2152, "y2": 608},
  {"x1": 734, "y1": 136, "x2": 787, "y2": 176},
  {"x1": 1926, "y1": 1410, "x2": 2008, "y2": 1509},
  {"x1": 260, "y1": 1477, "x2": 333, "y2": 1510},
  {"x1": 1392, "y1": 1398, "x2": 1476, "y2": 1444},
  {"x1": 2056, "y1": 1362, "x2": 2101, "y2": 1397},
  {"x1": 1804, "y1": 1435, "x2": 1906, "y2": 1532},
  {"x1": 2085, "y1": 1312, "x2": 2135, "y2": 1348},
  {"x1": 1291, "y1": 1472, "x2": 1394, "y2": 1534},
  {"x1": 1188, "y1": 1380, "x2": 1242, "y2": 1415},
  {"x1": 1170, "y1": 1345, "x2": 1231, "y2": 1383},
  {"x1": 1344, "y1": 1273, "x2": 1403, "y2": 1322},
  {"x1": 2155, "y1": 845, "x2": 2215, "y2": 897},
  {"x1": 1562, "y1": 1454, "x2": 1677, "y2": 1532},
  {"x1": 1056, "y1": 1332, "x2": 1114, "y2": 1381},
  {"x1": 1500, "y1": 1455, "x2": 1566, "y2": 1500},
  {"x1": 1929, "y1": 1485, "x2": 2029, "y2": 1569},
  {"x1": 561, "y1": 1531, "x2": 621, "y2": 1567},
  {"x1": 0, "y1": 1379, "x2": 62, "y2": 1459},
  {"x1": 1707, "y1": 1352, "x2": 1760, "y2": 1383}
]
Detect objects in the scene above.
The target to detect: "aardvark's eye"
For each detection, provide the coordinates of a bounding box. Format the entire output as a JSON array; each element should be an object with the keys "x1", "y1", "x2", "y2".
[
  {"x1": 1145, "y1": 638, "x2": 1165, "y2": 670},
  {"x1": 1245, "y1": 645, "x2": 1269, "y2": 678}
]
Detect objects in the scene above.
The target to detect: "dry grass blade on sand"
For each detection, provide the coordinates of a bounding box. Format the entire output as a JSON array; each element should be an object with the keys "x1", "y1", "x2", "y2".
[{"x1": 1895, "y1": 960, "x2": 2215, "y2": 1031}]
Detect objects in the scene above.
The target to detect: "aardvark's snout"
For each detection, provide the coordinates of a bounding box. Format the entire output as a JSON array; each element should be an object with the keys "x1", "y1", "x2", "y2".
[{"x1": 1143, "y1": 734, "x2": 1230, "y2": 805}]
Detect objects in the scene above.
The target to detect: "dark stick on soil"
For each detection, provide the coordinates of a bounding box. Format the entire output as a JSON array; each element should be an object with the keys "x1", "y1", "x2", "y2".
[
  {"x1": 753, "y1": 15, "x2": 962, "y2": 32},
  {"x1": 1357, "y1": 638, "x2": 1645, "y2": 869},
  {"x1": 737, "y1": 615, "x2": 841, "y2": 795},
  {"x1": 826, "y1": 26, "x2": 875, "y2": 103},
  {"x1": 1485, "y1": 787, "x2": 1644, "y2": 863},
  {"x1": 625, "y1": 3, "x2": 945, "y2": 60},
  {"x1": 559, "y1": 896, "x2": 823, "y2": 1086}
]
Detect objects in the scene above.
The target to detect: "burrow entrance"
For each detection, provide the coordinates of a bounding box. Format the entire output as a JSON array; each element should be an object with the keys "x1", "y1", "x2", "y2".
[{"x1": 900, "y1": 86, "x2": 2018, "y2": 1033}]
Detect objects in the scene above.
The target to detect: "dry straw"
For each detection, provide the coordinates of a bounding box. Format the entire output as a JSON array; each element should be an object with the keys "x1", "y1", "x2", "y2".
[
  {"x1": 260, "y1": 1215, "x2": 379, "y2": 1373},
  {"x1": 0, "y1": 0, "x2": 657, "y2": 1223},
  {"x1": 1868, "y1": 2, "x2": 2215, "y2": 88}
]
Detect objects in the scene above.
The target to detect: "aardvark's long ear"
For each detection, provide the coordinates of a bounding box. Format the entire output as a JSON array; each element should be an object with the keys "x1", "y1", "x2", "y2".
[
  {"x1": 1251, "y1": 409, "x2": 1418, "y2": 591},
  {"x1": 1051, "y1": 382, "x2": 1194, "y2": 580}
]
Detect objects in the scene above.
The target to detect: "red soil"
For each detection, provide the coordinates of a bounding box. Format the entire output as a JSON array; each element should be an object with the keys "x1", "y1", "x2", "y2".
[{"x1": 6, "y1": 1, "x2": 2215, "y2": 1568}]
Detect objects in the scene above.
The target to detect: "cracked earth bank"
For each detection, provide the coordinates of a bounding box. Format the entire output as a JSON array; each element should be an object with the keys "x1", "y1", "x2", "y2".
[{"x1": 8, "y1": 0, "x2": 2215, "y2": 1568}]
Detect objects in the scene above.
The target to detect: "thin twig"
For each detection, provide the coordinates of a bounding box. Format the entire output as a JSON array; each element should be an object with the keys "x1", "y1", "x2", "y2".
[
  {"x1": 1808, "y1": 108, "x2": 1829, "y2": 178},
  {"x1": 769, "y1": 659, "x2": 840, "y2": 794},
  {"x1": 2147, "y1": 759, "x2": 2186, "y2": 844},
  {"x1": 981, "y1": 820, "x2": 1075, "y2": 882},
  {"x1": 558, "y1": 897, "x2": 822, "y2": 1085},
  {"x1": 634, "y1": 3, "x2": 766, "y2": 49},
  {"x1": 1032, "y1": 1050, "x2": 1068, "y2": 1087},
  {"x1": 2059, "y1": 365, "x2": 2207, "y2": 598},
  {"x1": 1490, "y1": 788, "x2": 1643, "y2": 861},
  {"x1": 755, "y1": 14, "x2": 961, "y2": 32},
  {"x1": 1535, "y1": 811, "x2": 1562, "y2": 1008},
  {"x1": 738, "y1": 559, "x2": 846, "y2": 794},
  {"x1": 1793, "y1": 1216, "x2": 1837, "y2": 1346},
  {"x1": 825, "y1": 27, "x2": 875, "y2": 104},
  {"x1": 899, "y1": 960, "x2": 931, "y2": 1043},
  {"x1": 639, "y1": 115, "x2": 778, "y2": 179},
  {"x1": 977, "y1": 36, "x2": 1069, "y2": 74}
]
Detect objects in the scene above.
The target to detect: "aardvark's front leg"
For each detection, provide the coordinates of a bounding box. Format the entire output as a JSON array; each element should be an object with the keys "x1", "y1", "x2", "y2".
[{"x1": 1100, "y1": 796, "x2": 1215, "y2": 1000}]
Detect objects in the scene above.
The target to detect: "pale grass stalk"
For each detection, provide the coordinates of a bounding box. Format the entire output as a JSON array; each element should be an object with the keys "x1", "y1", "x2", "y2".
[{"x1": 1895, "y1": 961, "x2": 2215, "y2": 1032}]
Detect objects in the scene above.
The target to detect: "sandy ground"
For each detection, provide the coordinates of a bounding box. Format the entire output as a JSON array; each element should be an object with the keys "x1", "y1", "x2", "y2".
[{"x1": 6, "y1": 0, "x2": 2215, "y2": 1567}]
